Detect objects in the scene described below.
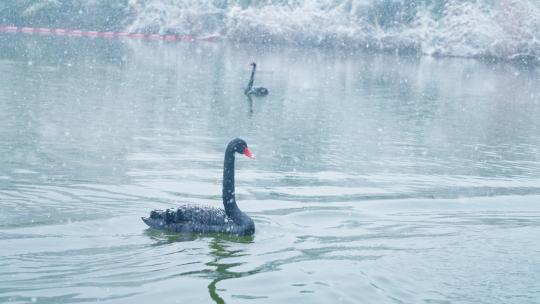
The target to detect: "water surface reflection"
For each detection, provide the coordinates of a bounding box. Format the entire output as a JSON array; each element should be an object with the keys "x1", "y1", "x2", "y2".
[{"x1": 0, "y1": 34, "x2": 539, "y2": 303}]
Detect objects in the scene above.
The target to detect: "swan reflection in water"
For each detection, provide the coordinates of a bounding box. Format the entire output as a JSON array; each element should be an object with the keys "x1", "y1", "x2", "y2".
[{"x1": 144, "y1": 229, "x2": 256, "y2": 304}]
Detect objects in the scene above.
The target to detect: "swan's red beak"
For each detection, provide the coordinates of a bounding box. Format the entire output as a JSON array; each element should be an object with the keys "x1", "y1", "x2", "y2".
[{"x1": 244, "y1": 147, "x2": 254, "y2": 159}]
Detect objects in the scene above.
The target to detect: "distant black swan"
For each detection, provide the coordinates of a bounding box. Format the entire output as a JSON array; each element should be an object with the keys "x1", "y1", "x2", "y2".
[
  {"x1": 142, "y1": 138, "x2": 255, "y2": 236},
  {"x1": 244, "y1": 62, "x2": 268, "y2": 97}
]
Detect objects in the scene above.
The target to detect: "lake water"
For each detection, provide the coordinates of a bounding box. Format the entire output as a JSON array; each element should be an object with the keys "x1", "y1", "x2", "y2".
[{"x1": 1, "y1": 35, "x2": 539, "y2": 304}]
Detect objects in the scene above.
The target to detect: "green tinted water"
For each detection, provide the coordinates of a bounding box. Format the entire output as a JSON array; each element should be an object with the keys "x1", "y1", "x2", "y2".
[{"x1": 1, "y1": 35, "x2": 539, "y2": 303}]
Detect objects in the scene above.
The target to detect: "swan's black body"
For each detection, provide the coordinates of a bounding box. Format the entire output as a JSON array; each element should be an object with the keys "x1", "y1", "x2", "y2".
[
  {"x1": 244, "y1": 62, "x2": 269, "y2": 97},
  {"x1": 142, "y1": 139, "x2": 255, "y2": 236}
]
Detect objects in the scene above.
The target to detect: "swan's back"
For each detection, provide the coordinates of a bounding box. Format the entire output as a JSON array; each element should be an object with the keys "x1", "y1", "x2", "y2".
[
  {"x1": 142, "y1": 204, "x2": 254, "y2": 236},
  {"x1": 245, "y1": 87, "x2": 269, "y2": 97}
]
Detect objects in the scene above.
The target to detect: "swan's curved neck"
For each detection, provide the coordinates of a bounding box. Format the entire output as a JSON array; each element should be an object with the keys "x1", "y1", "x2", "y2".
[
  {"x1": 247, "y1": 65, "x2": 256, "y2": 91},
  {"x1": 222, "y1": 145, "x2": 241, "y2": 218}
]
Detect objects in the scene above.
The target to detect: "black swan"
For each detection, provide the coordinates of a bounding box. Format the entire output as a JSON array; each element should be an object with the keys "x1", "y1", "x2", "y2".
[
  {"x1": 244, "y1": 62, "x2": 268, "y2": 97},
  {"x1": 142, "y1": 138, "x2": 255, "y2": 236}
]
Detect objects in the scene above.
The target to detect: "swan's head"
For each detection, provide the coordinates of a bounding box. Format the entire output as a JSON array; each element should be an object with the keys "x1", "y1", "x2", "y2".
[
  {"x1": 229, "y1": 138, "x2": 254, "y2": 159},
  {"x1": 249, "y1": 62, "x2": 257, "y2": 67}
]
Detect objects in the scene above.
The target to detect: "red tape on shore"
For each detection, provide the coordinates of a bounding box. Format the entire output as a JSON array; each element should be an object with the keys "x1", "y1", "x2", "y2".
[{"x1": 0, "y1": 25, "x2": 219, "y2": 42}]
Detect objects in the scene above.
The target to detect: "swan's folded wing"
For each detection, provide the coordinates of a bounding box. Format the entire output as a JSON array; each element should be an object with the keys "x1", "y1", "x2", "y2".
[
  {"x1": 142, "y1": 205, "x2": 229, "y2": 227},
  {"x1": 175, "y1": 205, "x2": 229, "y2": 226}
]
